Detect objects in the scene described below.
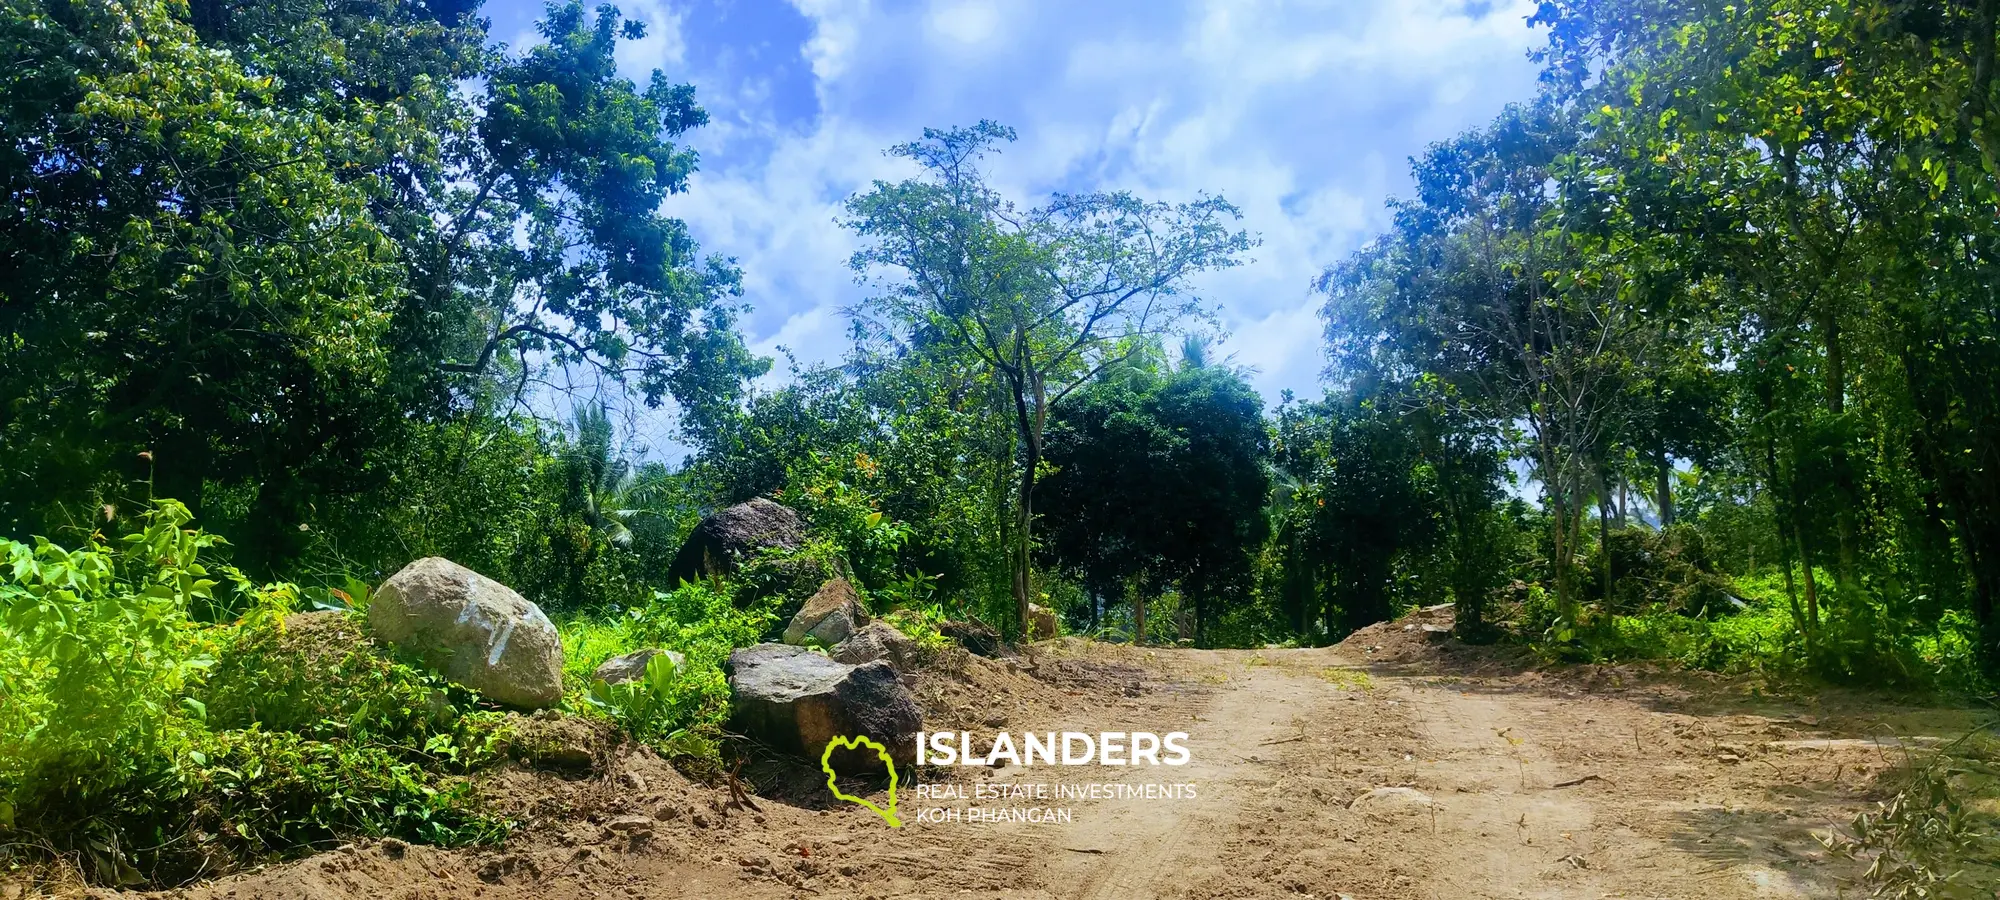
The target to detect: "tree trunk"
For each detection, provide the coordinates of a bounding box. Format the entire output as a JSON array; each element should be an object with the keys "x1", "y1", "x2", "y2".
[
  {"x1": 1798, "y1": 533, "x2": 1821, "y2": 636},
  {"x1": 1190, "y1": 574, "x2": 1207, "y2": 649},
  {"x1": 1597, "y1": 460, "x2": 1614, "y2": 603},
  {"x1": 1006, "y1": 369, "x2": 1043, "y2": 637},
  {"x1": 1617, "y1": 477, "x2": 1628, "y2": 528},
  {"x1": 1284, "y1": 535, "x2": 1311, "y2": 638},
  {"x1": 1012, "y1": 457, "x2": 1035, "y2": 636},
  {"x1": 1819, "y1": 306, "x2": 1859, "y2": 588},
  {"x1": 1542, "y1": 443, "x2": 1581, "y2": 627},
  {"x1": 1655, "y1": 451, "x2": 1674, "y2": 528}
]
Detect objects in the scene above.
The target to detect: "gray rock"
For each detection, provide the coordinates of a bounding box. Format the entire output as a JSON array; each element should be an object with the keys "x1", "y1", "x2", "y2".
[
  {"x1": 370, "y1": 557, "x2": 563, "y2": 709},
  {"x1": 726, "y1": 643, "x2": 920, "y2": 769},
  {"x1": 605, "y1": 815, "x2": 655, "y2": 834},
  {"x1": 831, "y1": 620, "x2": 922, "y2": 671},
  {"x1": 593, "y1": 648, "x2": 685, "y2": 685},
  {"x1": 665, "y1": 499, "x2": 805, "y2": 586},
  {"x1": 783, "y1": 578, "x2": 868, "y2": 647},
  {"x1": 502, "y1": 711, "x2": 606, "y2": 771}
]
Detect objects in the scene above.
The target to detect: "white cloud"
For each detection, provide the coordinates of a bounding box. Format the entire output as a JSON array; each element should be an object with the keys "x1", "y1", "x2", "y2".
[
  {"x1": 669, "y1": 0, "x2": 1546, "y2": 403},
  {"x1": 927, "y1": 0, "x2": 1003, "y2": 45},
  {"x1": 614, "y1": 0, "x2": 689, "y2": 76}
]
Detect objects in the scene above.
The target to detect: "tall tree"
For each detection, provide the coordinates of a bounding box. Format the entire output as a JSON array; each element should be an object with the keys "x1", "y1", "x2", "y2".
[
  {"x1": 844, "y1": 122, "x2": 1252, "y2": 632},
  {"x1": 1322, "y1": 103, "x2": 1669, "y2": 630}
]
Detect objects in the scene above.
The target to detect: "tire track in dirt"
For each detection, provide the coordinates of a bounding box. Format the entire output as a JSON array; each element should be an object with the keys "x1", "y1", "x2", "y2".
[
  {"x1": 1049, "y1": 639, "x2": 1939, "y2": 900},
  {"x1": 1035, "y1": 664, "x2": 1330, "y2": 900}
]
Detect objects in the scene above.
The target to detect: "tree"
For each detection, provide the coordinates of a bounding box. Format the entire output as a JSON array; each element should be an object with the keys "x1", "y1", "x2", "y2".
[
  {"x1": 845, "y1": 122, "x2": 1253, "y2": 632},
  {"x1": 0, "y1": 0, "x2": 762, "y2": 572},
  {"x1": 434, "y1": 2, "x2": 765, "y2": 439},
  {"x1": 1531, "y1": 0, "x2": 2000, "y2": 670},
  {"x1": 1, "y1": 0, "x2": 409, "y2": 562},
  {"x1": 1322, "y1": 103, "x2": 1672, "y2": 632},
  {"x1": 1037, "y1": 346, "x2": 1270, "y2": 645}
]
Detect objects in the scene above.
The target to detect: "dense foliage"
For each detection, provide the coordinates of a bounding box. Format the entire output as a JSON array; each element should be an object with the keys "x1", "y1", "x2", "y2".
[
  {"x1": 0, "y1": 503, "x2": 508, "y2": 885},
  {"x1": 0, "y1": 0, "x2": 759, "y2": 571},
  {"x1": 1309, "y1": 0, "x2": 2000, "y2": 682}
]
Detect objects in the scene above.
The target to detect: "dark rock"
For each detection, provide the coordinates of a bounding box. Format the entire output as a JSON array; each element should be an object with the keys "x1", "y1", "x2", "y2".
[
  {"x1": 940, "y1": 619, "x2": 1002, "y2": 657},
  {"x1": 665, "y1": 499, "x2": 806, "y2": 587},
  {"x1": 726, "y1": 643, "x2": 920, "y2": 769}
]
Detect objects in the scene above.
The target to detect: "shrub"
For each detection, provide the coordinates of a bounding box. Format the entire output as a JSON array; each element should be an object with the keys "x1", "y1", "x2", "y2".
[
  {"x1": 560, "y1": 580, "x2": 775, "y2": 771},
  {"x1": 1818, "y1": 732, "x2": 2000, "y2": 899},
  {"x1": 0, "y1": 501, "x2": 506, "y2": 886}
]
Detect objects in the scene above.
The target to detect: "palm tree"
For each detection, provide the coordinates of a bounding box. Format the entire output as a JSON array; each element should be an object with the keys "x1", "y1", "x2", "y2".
[
  {"x1": 565, "y1": 404, "x2": 635, "y2": 548},
  {"x1": 1179, "y1": 333, "x2": 1211, "y2": 370}
]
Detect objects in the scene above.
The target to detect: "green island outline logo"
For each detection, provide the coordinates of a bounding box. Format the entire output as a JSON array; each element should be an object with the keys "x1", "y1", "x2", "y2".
[{"x1": 820, "y1": 735, "x2": 902, "y2": 828}]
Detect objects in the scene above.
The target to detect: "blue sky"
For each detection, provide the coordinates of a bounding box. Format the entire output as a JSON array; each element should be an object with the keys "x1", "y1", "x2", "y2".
[{"x1": 489, "y1": 0, "x2": 1547, "y2": 437}]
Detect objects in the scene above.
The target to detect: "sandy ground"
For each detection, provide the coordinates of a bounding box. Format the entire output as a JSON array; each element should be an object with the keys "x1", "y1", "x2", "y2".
[{"x1": 112, "y1": 607, "x2": 1990, "y2": 900}]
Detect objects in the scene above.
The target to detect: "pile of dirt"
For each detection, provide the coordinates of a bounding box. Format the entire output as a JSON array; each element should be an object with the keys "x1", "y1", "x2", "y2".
[{"x1": 1338, "y1": 602, "x2": 1452, "y2": 658}]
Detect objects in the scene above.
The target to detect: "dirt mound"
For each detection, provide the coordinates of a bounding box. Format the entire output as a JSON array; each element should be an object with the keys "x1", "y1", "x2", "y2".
[
  {"x1": 1340, "y1": 603, "x2": 1459, "y2": 664},
  {"x1": 1335, "y1": 603, "x2": 1539, "y2": 674}
]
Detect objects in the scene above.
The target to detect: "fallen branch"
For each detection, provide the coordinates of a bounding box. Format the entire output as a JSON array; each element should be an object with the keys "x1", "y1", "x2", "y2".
[
  {"x1": 1552, "y1": 774, "x2": 1608, "y2": 788},
  {"x1": 724, "y1": 759, "x2": 761, "y2": 813},
  {"x1": 1258, "y1": 735, "x2": 1306, "y2": 747}
]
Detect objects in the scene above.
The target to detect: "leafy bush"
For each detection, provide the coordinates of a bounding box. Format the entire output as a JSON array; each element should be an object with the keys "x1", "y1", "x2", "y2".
[
  {"x1": 1505, "y1": 560, "x2": 1990, "y2": 695},
  {"x1": 1585, "y1": 525, "x2": 1736, "y2": 616},
  {"x1": 559, "y1": 580, "x2": 775, "y2": 769},
  {"x1": 583, "y1": 654, "x2": 704, "y2": 752},
  {"x1": 1, "y1": 503, "x2": 265, "y2": 831},
  {"x1": 881, "y1": 605, "x2": 952, "y2": 653},
  {"x1": 184, "y1": 729, "x2": 505, "y2": 859},
  {"x1": 1818, "y1": 733, "x2": 2000, "y2": 899},
  {"x1": 783, "y1": 451, "x2": 913, "y2": 590},
  {"x1": 0, "y1": 501, "x2": 506, "y2": 886}
]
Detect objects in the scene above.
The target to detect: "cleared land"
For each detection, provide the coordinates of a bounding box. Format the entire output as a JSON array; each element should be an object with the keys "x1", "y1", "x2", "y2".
[{"x1": 126, "y1": 607, "x2": 1988, "y2": 900}]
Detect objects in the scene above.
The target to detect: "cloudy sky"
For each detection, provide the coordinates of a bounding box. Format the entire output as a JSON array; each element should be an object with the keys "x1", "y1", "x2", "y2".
[{"x1": 489, "y1": 0, "x2": 1547, "y2": 423}]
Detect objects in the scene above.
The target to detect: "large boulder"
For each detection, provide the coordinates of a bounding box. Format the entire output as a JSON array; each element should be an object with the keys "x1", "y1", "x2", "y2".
[
  {"x1": 665, "y1": 499, "x2": 806, "y2": 587},
  {"x1": 594, "y1": 648, "x2": 685, "y2": 685},
  {"x1": 1026, "y1": 603, "x2": 1059, "y2": 641},
  {"x1": 782, "y1": 578, "x2": 868, "y2": 647},
  {"x1": 369, "y1": 557, "x2": 564, "y2": 709},
  {"x1": 831, "y1": 620, "x2": 923, "y2": 671},
  {"x1": 726, "y1": 643, "x2": 920, "y2": 769}
]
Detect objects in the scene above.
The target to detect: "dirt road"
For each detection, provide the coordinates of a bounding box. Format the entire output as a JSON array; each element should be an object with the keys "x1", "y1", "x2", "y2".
[
  {"x1": 145, "y1": 613, "x2": 1980, "y2": 900},
  {"x1": 992, "y1": 638, "x2": 1948, "y2": 900}
]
